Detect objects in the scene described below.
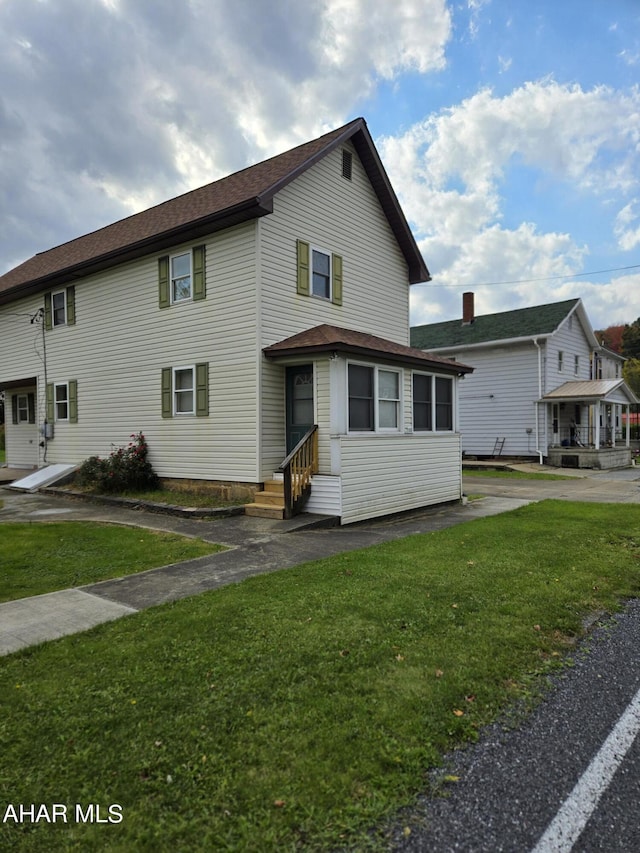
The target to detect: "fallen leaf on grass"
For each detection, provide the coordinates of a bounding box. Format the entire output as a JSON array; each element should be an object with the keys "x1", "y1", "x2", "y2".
[
  {"x1": 273, "y1": 800, "x2": 286, "y2": 808},
  {"x1": 435, "y1": 669, "x2": 444, "y2": 678},
  {"x1": 453, "y1": 709, "x2": 464, "y2": 717}
]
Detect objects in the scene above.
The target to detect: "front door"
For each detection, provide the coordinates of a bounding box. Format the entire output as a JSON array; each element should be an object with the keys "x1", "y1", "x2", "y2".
[{"x1": 286, "y1": 365, "x2": 314, "y2": 453}]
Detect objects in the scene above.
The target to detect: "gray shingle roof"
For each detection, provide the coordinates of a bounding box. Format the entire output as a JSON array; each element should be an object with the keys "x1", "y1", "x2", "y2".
[{"x1": 410, "y1": 299, "x2": 581, "y2": 350}]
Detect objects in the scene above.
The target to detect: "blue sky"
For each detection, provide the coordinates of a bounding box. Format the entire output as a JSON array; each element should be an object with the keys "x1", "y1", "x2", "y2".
[{"x1": 1, "y1": 0, "x2": 639, "y2": 331}]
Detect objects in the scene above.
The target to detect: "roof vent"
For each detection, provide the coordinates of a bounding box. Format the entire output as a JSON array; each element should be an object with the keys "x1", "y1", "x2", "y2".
[{"x1": 342, "y1": 149, "x2": 353, "y2": 181}]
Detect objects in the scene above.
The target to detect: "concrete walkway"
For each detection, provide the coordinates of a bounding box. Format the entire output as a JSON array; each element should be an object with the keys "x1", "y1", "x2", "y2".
[
  {"x1": 1, "y1": 463, "x2": 639, "y2": 657},
  {"x1": 0, "y1": 486, "x2": 527, "y2": 657}
]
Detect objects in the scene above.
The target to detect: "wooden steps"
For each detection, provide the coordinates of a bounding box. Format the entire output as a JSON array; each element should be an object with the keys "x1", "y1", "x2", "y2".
[{"x1": 244, "y1": 480, "x2": 285, "y2": 519}]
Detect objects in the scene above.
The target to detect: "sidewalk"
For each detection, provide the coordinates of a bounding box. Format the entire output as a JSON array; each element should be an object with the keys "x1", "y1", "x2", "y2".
[{"x1": 0, "y1": 487, "x2": 528, "y2": 656}]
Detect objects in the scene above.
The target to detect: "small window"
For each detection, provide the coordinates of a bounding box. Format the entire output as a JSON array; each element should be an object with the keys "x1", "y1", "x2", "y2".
[
  {"x1": 342, "y1": 149, "x2": 353, "y2": 180},
  {"x1": 558, "y1": 351, "x2": 564, "y2": 372},
  {"x1": 413, "y1": 373, "x2": 454, "y2": 432},
  {"x1": 52, "y1": 291, "x2": 67, "y2": 326},
  {"x1": 174, "y1": 367, "x2": 195, "y2": 415},
  {"x1": 55, "y1": 383, "x2": 69, "y2": 421},
  {"x1": 574, "y1": 355, "x2": 579, "y2": 376},
  {"x1": 312, "y1": 249, "x2": 331, "y2": 299},
  {"x1": 16, "y1": 394, "x2": 29, "y2": 423},
  {"x1": 171, "y1": 253, "x2": 192, "y2": 303}
]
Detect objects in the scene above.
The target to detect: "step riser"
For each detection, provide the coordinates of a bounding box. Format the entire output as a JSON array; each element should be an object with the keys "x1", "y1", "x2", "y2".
[{"x1": 244, "y1": 504, "x2": 285, "y2": 519}]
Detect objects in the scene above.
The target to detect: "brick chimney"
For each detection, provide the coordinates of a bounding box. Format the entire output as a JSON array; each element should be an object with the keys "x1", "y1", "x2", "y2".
[{"x1": 462, "y1": 291, "x2": 475, "y2": 325}]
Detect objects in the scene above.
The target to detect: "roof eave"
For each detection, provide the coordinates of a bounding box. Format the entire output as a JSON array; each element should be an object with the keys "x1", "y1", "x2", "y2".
[
  {"x1": 258, "y1": 119, "x2": 430, "y2": 284},
  {"x1": 264, "y1": 342, "x2": 472, "y2": 375},
  {"x1": 0, "y1": 198, "x2": 272, "y2": 305}
]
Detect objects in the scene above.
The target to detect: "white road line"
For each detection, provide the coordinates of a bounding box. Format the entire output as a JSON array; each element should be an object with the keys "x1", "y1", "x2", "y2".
[{"x1": 531, "y1": 685, "x2": 640, "y2": 852}]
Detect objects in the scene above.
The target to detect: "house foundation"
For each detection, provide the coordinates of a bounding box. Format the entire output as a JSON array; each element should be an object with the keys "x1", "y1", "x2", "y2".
[{"x1": 546, "y1": 446, "x2": 632, "y2": 470}]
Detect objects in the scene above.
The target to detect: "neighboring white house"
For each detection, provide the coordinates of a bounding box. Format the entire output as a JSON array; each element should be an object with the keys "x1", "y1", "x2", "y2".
[
  {"x1": 410, "y1": 293, "x2": 638, "y2": 469},
  {"x1": 0, "y1": 118, "x2": 472, "y2": 524}
]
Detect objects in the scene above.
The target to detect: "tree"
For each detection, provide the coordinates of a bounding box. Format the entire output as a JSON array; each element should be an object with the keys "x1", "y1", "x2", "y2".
[
  {"x1": 595, "y1": 324, "x2": 625, "y2": 353},
  {"x1": 624, "y1": 358, "x2": 640, "y2": 398},
  {"x1": 622, "y1": 318, "x2": 640, "y2": 360}
]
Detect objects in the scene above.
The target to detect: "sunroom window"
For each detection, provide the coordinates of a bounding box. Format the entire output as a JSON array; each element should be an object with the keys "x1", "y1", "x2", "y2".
[{"x1": 348, "y1": 364, "x2": 401, "y2": 432}]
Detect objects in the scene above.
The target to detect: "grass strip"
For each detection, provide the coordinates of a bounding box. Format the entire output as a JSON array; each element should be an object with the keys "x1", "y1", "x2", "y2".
[
  {"x1": 0, "y1": 522, "x2": 225, "y2": 602},
  {"x1": 463, "y1": 469, "x2": 577, "y2": 480},
  {"x1": 1, "y1": 500, "x2": 639, "y2": 851}
]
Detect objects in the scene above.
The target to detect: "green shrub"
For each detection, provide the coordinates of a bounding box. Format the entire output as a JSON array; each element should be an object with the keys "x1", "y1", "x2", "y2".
[{"x1": 76, "y1": 432, "x2": 159, "y2": 493}]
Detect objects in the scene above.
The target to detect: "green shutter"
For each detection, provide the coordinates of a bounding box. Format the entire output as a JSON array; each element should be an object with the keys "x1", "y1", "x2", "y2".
[
  {"x1": 158, "y1": 256, "x2": 170, "y2": 308},
  {"x1": 195, "y1": 362, "x2": 209, "y2": 417},
  {"x1": 193, "y1": 245, "x2": 206, "y2": 301},
  {"x1": 28, "y1": 393, "x2": 35, "y2": 424},
  {"x1": 66, "y1": 286, "x2": 76, "y2": 325},
  {"x1": 68, "y1": 380, "x2": 78, "y2": 423},
  {"x1": 332, "y1": 253, "x2": 343, "y2": 306},
  {"x1": 11, "y1": 395, "x2": 18, "y2": 425},
  {"x1": 296, "y1": 240, "x2": 310, "y2": 296},
  {"x1": 44, "y1": 292, "x2": 52, "y2": 330},
  {"x1": 46, "y1": 383, "x2": 54, "y2": 423},
  {"x1": 161, "y1": 368, "x2": 173, "y2": 418}
]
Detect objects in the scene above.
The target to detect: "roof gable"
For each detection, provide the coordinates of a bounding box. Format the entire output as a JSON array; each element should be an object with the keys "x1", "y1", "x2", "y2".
[
  {"x1": 411, "y1": 298, "x2": 587, "y2": 350},
  {"x1": 0, "y1": 118, "x2": 429, "y2": 305}
]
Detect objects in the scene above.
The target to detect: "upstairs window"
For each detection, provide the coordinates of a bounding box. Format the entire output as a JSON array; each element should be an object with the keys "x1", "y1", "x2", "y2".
[
  {"x1": 171, "y1": 253, "x2": 192, "y2": 303},
  {"x1": 52, "y1": 291, "x2": 67, "y2": 326},
  {"x1": 296, "y1": 240, "x2": 343, "y2": 306},
  {"x1": 44, "y1": 286, "x2": 75, "y2": 329},
  {"x1": 312, "y1": 249, "x2": 331, "y2": 299},
  {"x1": 574, "y1": 355, "x2": 580, "y2": 376},
  {"x1": 558, "y1": 351, "x2": 564, "y2": 372},
  {"x1": 158, "y1": 245, "x2": 206, "y2": 308}
]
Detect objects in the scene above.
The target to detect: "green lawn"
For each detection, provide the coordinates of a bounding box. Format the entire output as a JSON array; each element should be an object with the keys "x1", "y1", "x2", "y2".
[
  {"x1": 1, "y1": 501, "x2": 639, "y2": 851},
  {"x1": 0, "y1": 523, "x2": 225, "y2": 602}
]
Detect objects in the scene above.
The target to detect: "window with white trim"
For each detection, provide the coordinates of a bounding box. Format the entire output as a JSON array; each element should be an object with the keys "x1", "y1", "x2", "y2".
[
  {"x1": 348, "y1": 364, "x2": 401, "y2": 432},
  {"x1": 171, "y1": 252, "x2": 192, "y2": 303},
  {"x1": 173, "y1": 367, "x2": 195, "y2": 415},
  {"x1": 55, "y1": 383, "x2": 69, "y2": 421},
  {"x1": 311, "y1": 249, "x2": 331, "y2": 299},
  {"x1": 413, "y1": 373, "x2": 454, "y2": 432},
  {"x1": 574, "y1": 355, "x2": 580, "y2": 376},
  {"x1": 16, "y1": 394, "x2": 29, "y2": 423},
  {"x1": 52, "y1": 290, "x2": 67, "y2": 326},
  {"x1": 558, "y1": 351, "x2": 564, "y2": 372},
  {"x1": 161, "y1": 363, "x2": 209, "y2": 418}
]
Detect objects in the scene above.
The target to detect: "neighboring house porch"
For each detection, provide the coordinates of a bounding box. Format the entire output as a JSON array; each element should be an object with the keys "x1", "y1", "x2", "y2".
[{"x1": 541, "y1": 379, "x2": 637, "y2": 469}]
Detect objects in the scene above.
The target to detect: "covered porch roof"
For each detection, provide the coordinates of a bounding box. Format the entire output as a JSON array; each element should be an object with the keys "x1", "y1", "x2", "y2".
[
  {"x1": 263, "y1": 324, "x2": 474, "y2": 376},
  {"x1": 539, "y1": 379, "x2": 639, "y2": 406}
]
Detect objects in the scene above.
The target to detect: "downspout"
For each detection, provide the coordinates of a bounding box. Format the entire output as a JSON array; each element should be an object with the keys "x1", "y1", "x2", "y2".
[{"x1": 532, "y1": 337, "x2": 544, "y2": 464}]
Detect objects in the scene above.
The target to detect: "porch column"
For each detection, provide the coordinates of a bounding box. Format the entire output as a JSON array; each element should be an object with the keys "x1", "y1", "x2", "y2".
[
  {"x1": 625, "y1": 403, "x2": 631, "y2": 447},
  {"x1": 595, "y1": 401, "x2": 601, "y2": 448}
]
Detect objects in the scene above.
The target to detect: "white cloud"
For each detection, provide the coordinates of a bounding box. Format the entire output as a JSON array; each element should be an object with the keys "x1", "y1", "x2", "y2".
[{"x1": 380, "y1": 79, "x2": 640, "y2": 327}]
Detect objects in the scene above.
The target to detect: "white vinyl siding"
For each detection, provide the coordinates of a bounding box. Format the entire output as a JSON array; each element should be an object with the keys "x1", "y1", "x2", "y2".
[
  {"x1": 339, "y1": 434, "x2": 462, "y2": 524},
  {"x1": 259, "y1": 142, "x2": 410, "y2": 348},
  {"x1": 0, "y1": 223, "x2": 260, "y2": 480},
  {"x1": 453, "y1": 343, "x2": 543, "y2": 457}
]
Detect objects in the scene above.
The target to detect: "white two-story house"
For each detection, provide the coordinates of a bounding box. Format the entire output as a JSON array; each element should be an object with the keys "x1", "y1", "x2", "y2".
[
  {"x1": 0, "y1": 118, "x2": 472, "y2": 523},
  {"x1": 411, "y1": 293, "x2": 637, "y2": 469}
]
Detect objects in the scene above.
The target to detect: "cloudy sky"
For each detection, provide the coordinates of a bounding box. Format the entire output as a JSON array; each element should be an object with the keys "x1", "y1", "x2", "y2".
[{"x1": 2, "y1": 0, "x2": 640, "y2": 331}]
